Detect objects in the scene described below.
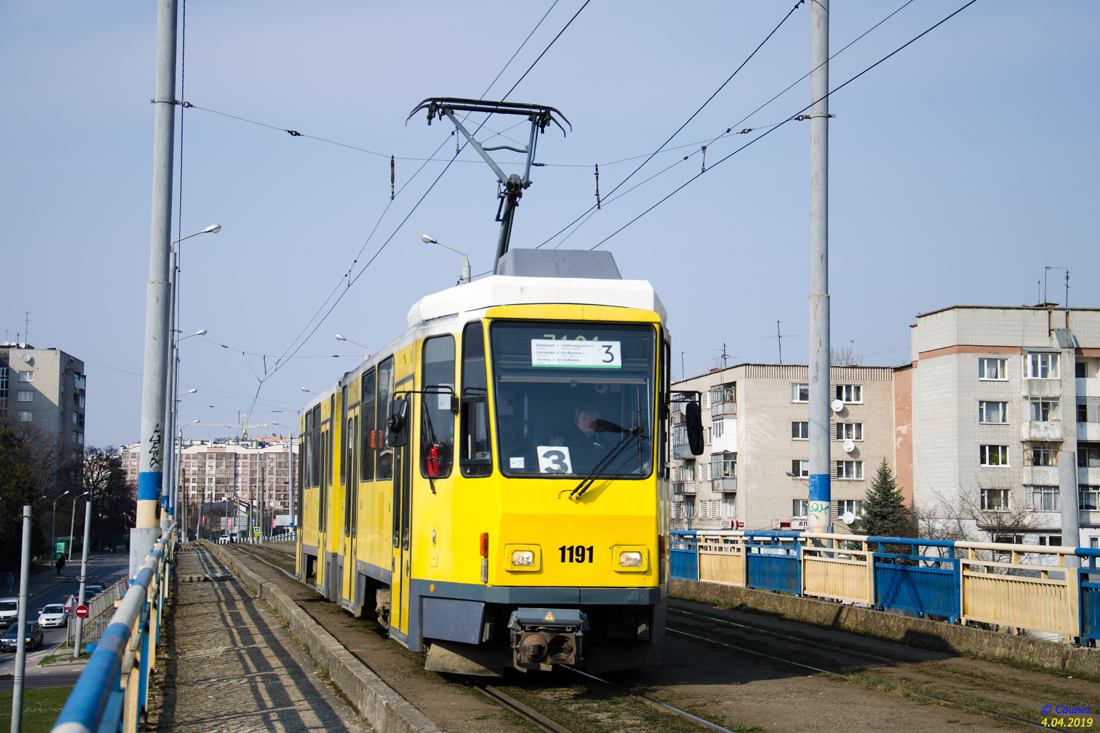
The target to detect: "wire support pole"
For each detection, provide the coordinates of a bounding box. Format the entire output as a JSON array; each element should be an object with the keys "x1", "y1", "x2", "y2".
[
  {"x1": 808, "y1": 0, "x2": 832, "y2": 537},
  {"x1": 135, "y1": 0, "x2": 179, "y2": 573}
]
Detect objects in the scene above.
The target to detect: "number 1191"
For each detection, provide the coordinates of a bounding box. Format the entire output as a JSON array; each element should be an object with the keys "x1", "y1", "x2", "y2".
[{"x1": 559, "y1": 545, "x2": 593, "y2": 563}]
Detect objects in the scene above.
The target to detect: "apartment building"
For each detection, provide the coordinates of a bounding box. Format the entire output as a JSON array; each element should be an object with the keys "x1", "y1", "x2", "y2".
[
  {"x1": 671, "y1": 363, "x2": 898, "y2": 532},
  {"x1": 910, "y1": 305, "x2": 1100, "y2": 548},
  {"x1": 0, "y1": 343, "x2": 86, "y2": 457},
  {"x1": 121, "y1": 435, "x2": 298, "y2": 518}
]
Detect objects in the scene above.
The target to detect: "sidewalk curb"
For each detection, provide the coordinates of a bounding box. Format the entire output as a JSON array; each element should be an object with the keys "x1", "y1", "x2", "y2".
[{"x1": 204, "y1": 542, "x2": 441, "y2": 733}]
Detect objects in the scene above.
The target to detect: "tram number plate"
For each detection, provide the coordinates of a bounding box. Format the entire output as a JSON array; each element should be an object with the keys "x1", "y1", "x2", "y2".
[{"x1": 559, "y1": 545, "x2": 593, "y2": 564}]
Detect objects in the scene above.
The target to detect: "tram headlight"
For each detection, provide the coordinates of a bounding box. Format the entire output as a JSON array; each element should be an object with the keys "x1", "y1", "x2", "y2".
[
  {"x1": 511, "y1": 550, "x2": 535, "y2": 566},
  {"x1": 612, "y1": 545, "x2": 648, "y2": 572},
  {"x1": 505, "y1": 544, "x2": 541, "y2": 571},
  {"x1": 619, "y1": 551, "x2": 643, "y2": 567}
]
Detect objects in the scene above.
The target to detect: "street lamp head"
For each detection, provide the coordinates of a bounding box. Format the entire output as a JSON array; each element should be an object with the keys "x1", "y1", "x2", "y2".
[
  {"x1": 422, "y1": 234, "x2": 438, "y2": 244},
  {"x1": 203, "y1": 224, "x2": 222, "y2": 234},
  {"x1": 195, "y1": 329, "x2": 208, "y2": 336},
  {"x1": 335, "y1": 334, "x2": 348, "y2": 342},
  {"x1": 60, "y1": 490, "x2": 70, "y2": 498}
]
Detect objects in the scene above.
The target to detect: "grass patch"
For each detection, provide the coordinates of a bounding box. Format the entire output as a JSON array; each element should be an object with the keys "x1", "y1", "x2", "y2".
[{"x1": 0, "y1": 687, "x2": 73, "y2": 733}]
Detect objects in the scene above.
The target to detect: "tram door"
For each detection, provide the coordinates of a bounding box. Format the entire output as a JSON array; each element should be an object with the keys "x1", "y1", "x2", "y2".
[
  {"x1": 342, "y1": 396, "x2": 359, "y2": 611},
  {"x1": 390, "y1": 372, "x2": 414, "y2": 642}
]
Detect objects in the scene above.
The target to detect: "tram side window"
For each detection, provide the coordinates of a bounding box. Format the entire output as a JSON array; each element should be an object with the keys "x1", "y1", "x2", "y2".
[
  {"x1": 421, "y1": 335, "x2": 456, "y2": 479},
  {"x1": 310, "y1": 406, "x2": 321, "y2": 488},
  {"x1": 344, "y1": 413, "x2": 354, "y2": 536},
  {"x1": 377, "y1": 358, "x2": 394, "y2": 480},
  {"x1": 460, "y1": 322, "x2": 492, "y2": 477},
  {"x1": 340, "y1": 386, "x2": 348, "y2": 486},
  {"x1": 360, "y1": 369, "x2": 376, "y2": 481},
  {"x1": 304, "y1": 411, "x2": 314, "y2": 489},
  {"x1": 327, "y1": 395, "x2": 335, "y2": 488}
]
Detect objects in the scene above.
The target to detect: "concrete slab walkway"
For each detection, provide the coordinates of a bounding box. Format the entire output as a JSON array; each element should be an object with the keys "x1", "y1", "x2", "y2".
[{"x1": 146, "y1": 544, "x2": 370, "y2": 733}]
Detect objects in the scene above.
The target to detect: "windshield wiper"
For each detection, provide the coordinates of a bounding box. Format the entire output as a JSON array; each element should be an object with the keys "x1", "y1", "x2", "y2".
[{"x1": 570, "y1": 427, "x2": 644, "y2": 499}]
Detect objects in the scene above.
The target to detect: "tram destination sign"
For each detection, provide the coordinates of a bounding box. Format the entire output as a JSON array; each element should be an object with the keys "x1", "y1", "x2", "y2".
[{"x1": 531, "y1": 339, "x2": 621, "y2": 368}]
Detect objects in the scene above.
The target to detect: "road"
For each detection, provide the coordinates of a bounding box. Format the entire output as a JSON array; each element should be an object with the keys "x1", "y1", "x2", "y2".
[{"x1": 0, "y1": 551, "x2": 130, "y2": 691}]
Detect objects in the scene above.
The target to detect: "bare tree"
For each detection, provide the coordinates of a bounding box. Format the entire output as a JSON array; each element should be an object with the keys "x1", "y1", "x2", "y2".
[{"x1": 830, "y1": 343, "x2": 865, "y2": 367}]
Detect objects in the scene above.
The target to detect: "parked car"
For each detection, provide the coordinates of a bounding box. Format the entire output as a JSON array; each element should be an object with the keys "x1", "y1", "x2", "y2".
[
  {"x1": 83, "y1": 584, "x2": 104, "y2": 598},
  {"x1": 0, "y1": 598, "x2": 18, "y2": 624},
  {"x1": 0, "y1": 621, "x2": 44, "y2": 652},
  {"x1": 38, "y1": 604, "x2": 68, "y2": 629}
]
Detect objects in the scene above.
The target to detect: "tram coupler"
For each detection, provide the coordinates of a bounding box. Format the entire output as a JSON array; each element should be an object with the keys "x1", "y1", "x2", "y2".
[{"x1": 507, "y1": 607, "x2": 586, "y2": 671}]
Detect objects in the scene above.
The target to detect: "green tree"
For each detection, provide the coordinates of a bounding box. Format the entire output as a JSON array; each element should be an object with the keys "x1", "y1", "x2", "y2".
[
  {"x1": 0, "y1": 428, "x2": 40, "y2": 572},
  {"x1": 854, "y1": 459, "x2": 915, "y2": 539},
  {"x1": 83, "y1": 446, "x2": 136, "y2": 549}
]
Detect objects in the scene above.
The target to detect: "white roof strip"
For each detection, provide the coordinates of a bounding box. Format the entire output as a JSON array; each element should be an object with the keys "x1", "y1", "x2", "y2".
[{"x1": 407, "y1": 275, "x2": 667, "y2": 327}]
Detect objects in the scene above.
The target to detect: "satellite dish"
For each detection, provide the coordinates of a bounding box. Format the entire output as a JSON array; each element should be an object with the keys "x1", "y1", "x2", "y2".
[
  {"x1": 831, "y1": 399, "x2": 844, "y2": 413},
  {"x1": 843, "y1": 439, "x2": 855, "y2": 454},
  {"x1": 842, "y1": 511, "x2": 856, "y2": 525},
  {"x1": 21, "y1": 353, "x2": 31, "y2": 363}
]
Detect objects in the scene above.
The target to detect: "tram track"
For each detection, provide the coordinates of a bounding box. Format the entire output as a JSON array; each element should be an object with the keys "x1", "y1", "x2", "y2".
[{"x1": 667, "y1": 605, "x2": 1099, "y2": 730}]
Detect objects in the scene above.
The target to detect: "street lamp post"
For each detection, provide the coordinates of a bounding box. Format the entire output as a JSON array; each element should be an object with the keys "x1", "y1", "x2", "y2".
[
  {"x1": 51, "y1": 490, "x2": 70, "y2": 562},
  {"x1": 67, "y1": 491, "x2": 90, "y2": 561},
  {"x1": 272, "y1": 422, "x2": 296, "y2": 539},
  {"x1": 422, "y1": 234, "x2": 470, "y2": 284},
  {"x1": 73, "y1": 491, "x2": 93, "y2": 657},
  {"x1": 177, "y1": 418, "x2": 200, "y2": 542},
  {"x1": 335, "y1": 334, "x2": 370, "y2": 359}
]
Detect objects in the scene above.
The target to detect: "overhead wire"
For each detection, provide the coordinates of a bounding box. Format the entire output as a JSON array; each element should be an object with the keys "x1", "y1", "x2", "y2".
[{"x1": 584, "y1": 0, "x2": 980, "y2": 253}]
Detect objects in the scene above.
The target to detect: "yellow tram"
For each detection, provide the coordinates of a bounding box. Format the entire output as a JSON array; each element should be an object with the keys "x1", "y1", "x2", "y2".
[{"x1": 296, "y1": 249, "x2": 701, "y2": 675}]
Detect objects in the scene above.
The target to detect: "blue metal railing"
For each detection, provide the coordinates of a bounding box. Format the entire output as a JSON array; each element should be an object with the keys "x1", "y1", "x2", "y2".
[
  {"x1": 51, "y1": 527, "x2": 174, "y2": 733},
  {"x1": 671, "y1": 530, "x2": 1100, "y2": 645}
]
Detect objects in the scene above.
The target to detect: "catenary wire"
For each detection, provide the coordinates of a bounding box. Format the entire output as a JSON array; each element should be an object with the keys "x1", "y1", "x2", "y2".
[{"x1": 584, "y1": 0, "x2": 979, "y2": 253}]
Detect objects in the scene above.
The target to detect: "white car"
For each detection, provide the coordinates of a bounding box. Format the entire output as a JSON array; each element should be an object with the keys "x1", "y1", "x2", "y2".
[
  {"x1": 38, "y1": 603, "x2": 68, "y2": 628},
  {"x1": 0, "y1": 598, "x2": 18, "y2": 624}
]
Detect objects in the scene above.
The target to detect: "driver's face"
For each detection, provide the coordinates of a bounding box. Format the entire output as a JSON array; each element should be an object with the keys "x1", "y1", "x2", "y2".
[{"x1": 577, "y1": 411, "x2": 598, "y2": 435}]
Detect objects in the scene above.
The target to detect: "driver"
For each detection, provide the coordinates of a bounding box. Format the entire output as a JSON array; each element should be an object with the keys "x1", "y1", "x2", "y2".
[{"x1": 554, "y1": 404, "x2": 609, "y2": 471}]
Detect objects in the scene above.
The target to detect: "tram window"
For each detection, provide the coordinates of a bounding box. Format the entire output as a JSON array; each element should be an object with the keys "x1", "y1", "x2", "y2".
[
  {"x1": 421, "y1": 335, "x2": 456, "y2": 479},
  {"x1": 377, "y1": 358, "x2": 394, "y2": 480},
  {"x1": 340, "y1": 387, "x2": 348, "y2": 486},
  {"x1": 489, "y1": 321, "x2": 655, "y2": 479},
  {"x1": 360, "y1": 369, "x2": 376, "y2": 481},
  {"x1": 310, "y1": 406, "x2": 321, "y2": 488},
  {"x1": 460, "y1": 322, "x2": 492, "y2": 477},
  {"x1": 344, "y1": 415, "x2": 354, "y2": 536},
  {"x1": 327, "y1": 395, "x2": 335, "y2": 489},
  {"x1": 659, "y1": 337, "x2": 670, "y2": 478},
  {"x1": 304, "y1": 410, "x2": 314, "y2": 489}
]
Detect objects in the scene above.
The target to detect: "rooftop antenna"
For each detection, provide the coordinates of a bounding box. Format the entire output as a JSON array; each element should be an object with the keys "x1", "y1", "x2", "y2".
[
  {"x1": 709, "y1": 343, "x2": 733, "y2": 370},
  {"x1": 774, "y1": 320, "x2": 796, "y2": 364},
  {"x1": 24, "y1": 311, "x2": 31, "y2": 347},
  {"x1": 408, "y1": 98, "x2": 570, "y2": 272},
  {"x1": 1044, "y1": 266, "x2": 1068, "y2": 305}
]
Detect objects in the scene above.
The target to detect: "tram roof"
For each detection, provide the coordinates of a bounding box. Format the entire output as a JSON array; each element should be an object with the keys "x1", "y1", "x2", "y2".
[{"x1": 407, "y1": 274, "x2": 667, "y2": 327}]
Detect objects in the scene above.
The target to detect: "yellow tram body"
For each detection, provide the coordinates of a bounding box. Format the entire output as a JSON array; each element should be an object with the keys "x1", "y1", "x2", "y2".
[{"x1": 297, "y1": 253, "x2": 681, "y2": 674}]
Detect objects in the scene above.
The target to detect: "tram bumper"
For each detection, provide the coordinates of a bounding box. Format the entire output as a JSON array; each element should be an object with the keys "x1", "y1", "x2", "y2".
[{"x1": 507, "y1": 607, "x2": 586, "y2": 671}]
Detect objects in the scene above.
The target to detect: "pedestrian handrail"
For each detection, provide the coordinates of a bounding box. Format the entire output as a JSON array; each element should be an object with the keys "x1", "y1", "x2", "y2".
[
  {"x1": 66, "y1": 579, "x2": 128, "y2": 647},
  {"x1": 671, "y1": 530, "x2": 1100, "y2": 645},
  {"x1": 51, "y1": 526, "x2": 175, "y2": 733}
]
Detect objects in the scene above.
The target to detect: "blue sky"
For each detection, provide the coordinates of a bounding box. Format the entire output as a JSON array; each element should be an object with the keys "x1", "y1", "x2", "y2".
[{"x1": 1, "y1": 1, "x2": 1096, "y2": 448}]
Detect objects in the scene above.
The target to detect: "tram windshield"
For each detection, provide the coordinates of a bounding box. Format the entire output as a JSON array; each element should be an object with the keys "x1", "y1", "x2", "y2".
[{"x1": 489, "y1": 321, "x2": 655, "y2": 479}]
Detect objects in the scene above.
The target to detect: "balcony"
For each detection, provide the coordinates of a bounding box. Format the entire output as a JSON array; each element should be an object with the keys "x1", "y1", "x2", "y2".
[
  {"x1": 711, "y1": 400, "x2": 737, "y2": 418},
  {"x1": 1020, "y1": 465, "x2": 1059, "y2": 485},
  {"x1": 1079, "y1": 423, "x2": 1100, "y2": 442},
  {"x1": 680, "y1": 481, "x2": 697, "y2": 495},
  {"x1": 1080, "y1": 510, "x2": 1100, "y2": 528},
  {"x1": 672, "y1": 441, "x2": 690, "y2": 460},
  {"x1": 712, "y1": 476, "x2": 737, "y2": 493},
  {"x1": 1080, "y1": 467, "x2": 1098, "y2": 484},
  {"x1": 1024, "y1": 379, "x2": 1061, "y2": 398},
  {"x1": 1021, "y1": 421, "x2": 1063, "y2": 441},
  {"x1": 1078, "y1": 377, "x2": 1100, "y2": 398}
]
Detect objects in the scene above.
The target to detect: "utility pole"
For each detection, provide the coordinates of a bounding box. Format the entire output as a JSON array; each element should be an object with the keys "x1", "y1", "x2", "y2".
[
  {"x1": 73, "y1": 496, "x2": 92, "y2": 658},
  {"x1": 133, "y1": 0, "x2": 179, "y2": 576},
  {"x1": 808, "y1": 0, "x2": 832, "y2": 537},
  {"x1": 11, "y1": 506, "x2": 32, "y2": 732}
]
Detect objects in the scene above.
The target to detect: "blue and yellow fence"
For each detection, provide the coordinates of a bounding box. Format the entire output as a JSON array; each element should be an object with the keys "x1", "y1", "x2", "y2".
[
  {"x1": 671, "y1": 531, "x2": 1100, "y2": 645},
  {"x1": 51, "y1": 527, "x2": 175, "y2": 733}
]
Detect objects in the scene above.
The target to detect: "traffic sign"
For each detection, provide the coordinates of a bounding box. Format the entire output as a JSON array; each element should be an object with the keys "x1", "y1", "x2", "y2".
[{"x1": 75, "y1": 605, "x2": 89, "y2": 618}]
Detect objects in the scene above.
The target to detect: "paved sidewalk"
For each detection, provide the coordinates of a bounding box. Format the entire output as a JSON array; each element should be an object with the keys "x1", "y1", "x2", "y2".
[{"x1": 146, "y1": 544, "x2": 370, "y2": 733}]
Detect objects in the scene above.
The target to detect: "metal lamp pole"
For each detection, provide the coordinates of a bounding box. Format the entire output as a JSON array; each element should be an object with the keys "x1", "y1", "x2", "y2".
[
  {"x1": 52, "y1": 490, "x2": 70, "y2": 562},
  {"x1": 422, "y1": 234, "x2": 470, "y2": 284},
  {"x1": 67, "y1": 492, "x2": 89, "y2": 561},
  {"x1": 73, "y1": 492, "x2": 93, "y2": 657},
  {"x1": 272, "y1": 422, "x2": 296, "y2": 540}
]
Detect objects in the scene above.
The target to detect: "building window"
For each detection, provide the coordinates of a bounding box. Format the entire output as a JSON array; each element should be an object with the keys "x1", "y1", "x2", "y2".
[
  {"x1": 790, "y1": 460, "x2": 809, "y2": 478},
  {"x1": 1080, "y1": 402, "x2": 1100, "y2": 424},
  {"x1": 712, "y1": 419, "x2": 723, "y2": 439},
  {"x1": 793, "y1": 499, "x2": 808, "y2": 519},
  {"x1": 837, "y1": 499, "x2": 864, "y2": 517},
  {"x1": 682, "y1": 499, "x2": 694, "y2": 519},
  {"x1": 979, "y1": 445, "x2": 1010, "y2": 467},
  {"x1": 836, "y1": 461, "x2": 863, "y2": 479},
  {"x1": 723, "y1": 495, "x2": 736, "y2": 518},
  {"x1": 17, "y1": 391, "x2": 33, "y2": 402},
  {"x1": 0, "y1": 367, "x2": 8, "y2": 400},
  {"x1": 1025, "y1": 353, "x2": 1059, "y2": 380},
  {"x1": 18, "y1": 371, "x2": 33, "y2": 383},
  {"x1": 712, "y1": 452, "x2": 736, "y2": 478},
  {"x1": 709, "y1": 384, "x2": 735, "y2": 404},
  {"x1": 681, "y1": 462, "x2": 695, "y2": 481},
  {"x1": 1079, "y1": 444, "x2": 1100, "y2": 469},
  {"x1": 836, "y1": 423, "x2": 863, "y2": 440},
  {"x1": 1080, "y1": 486, "x2": 1100, "y2": 511},
  {"x1": 981, "y1": 488, "x2": 1011, "y2": 511},
  {"x1": 835, "y1": 384, "x2": 862, "y2": 403},
  {"x1": 978, "y1": 401, "x2": 1007, "y2": 424},
  {"x1": 1036, "y1": 534, "x2": 1062, "y2": 547},
  {"x1": 1027, "y1": 445, "x2": 1057, "y2": 467},
  {"x1": 792, "y1": 421, "x2": 809, "y2": 440},
  {"x1": 72, "y1": 412, "x2": 78, "y2": 425},
  {"x1": 1027, "y1": 398, "x2": 1060, "y2": 422},
  {"x1": 18, "y1": 411, "x2": 32, "y2": 422},
  {"x1": 978, "y1": 358, "x2": 1007, "y2": 381},
  {"x1": 1030, "y1": 486, "x2": 1059, "y2": 512},
  {"x1": 792, "y1": 384, "x2": 809, "y2": 403}
]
